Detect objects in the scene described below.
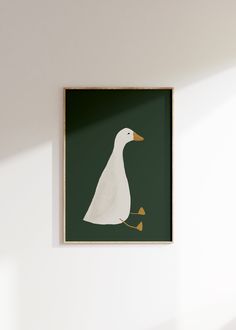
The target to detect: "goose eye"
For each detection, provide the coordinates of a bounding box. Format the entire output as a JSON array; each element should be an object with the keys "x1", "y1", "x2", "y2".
[{"x1": 127, "y1": 133, "x2": 130, "y2": 135}]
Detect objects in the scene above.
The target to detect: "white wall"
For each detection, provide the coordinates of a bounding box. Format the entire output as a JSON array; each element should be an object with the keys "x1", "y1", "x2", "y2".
[{"x1": 1, "y1": 1, "x2": 236, "y2": 329}]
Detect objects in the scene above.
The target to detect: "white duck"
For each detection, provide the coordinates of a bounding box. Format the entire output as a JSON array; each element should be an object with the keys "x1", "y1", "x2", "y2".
[{"x1": 83, "y1": 128, "x2": 145, "y2": 231}]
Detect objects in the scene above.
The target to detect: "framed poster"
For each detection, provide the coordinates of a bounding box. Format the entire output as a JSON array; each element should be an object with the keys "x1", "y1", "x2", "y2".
[{"x1": 64, "y1": 88, "x2": 173, "y2": 243}]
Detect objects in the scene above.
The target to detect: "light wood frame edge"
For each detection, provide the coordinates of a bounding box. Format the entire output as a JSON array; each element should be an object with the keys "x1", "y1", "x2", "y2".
[{"x1": 63, "y1": 87, "x2": 174, "y2": 244}]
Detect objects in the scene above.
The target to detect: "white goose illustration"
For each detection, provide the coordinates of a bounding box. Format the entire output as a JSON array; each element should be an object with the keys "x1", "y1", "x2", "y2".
[{"x1": 83, "y1": 128, "x2": 145, "y2": 231}]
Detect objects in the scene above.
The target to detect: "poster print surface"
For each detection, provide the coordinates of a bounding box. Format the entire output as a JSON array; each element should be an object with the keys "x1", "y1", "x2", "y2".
[{"x1": 65, "y1": 88, "x2": 172, "y2": 243}]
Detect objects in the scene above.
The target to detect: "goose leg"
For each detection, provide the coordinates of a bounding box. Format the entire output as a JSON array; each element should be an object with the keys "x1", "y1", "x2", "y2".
[
  {"x1": 119, "y1": 219, "x2": 143, "y2": 232},
  {"x1": 130, "y1": 207, "x2": 145, "y2": 216}
]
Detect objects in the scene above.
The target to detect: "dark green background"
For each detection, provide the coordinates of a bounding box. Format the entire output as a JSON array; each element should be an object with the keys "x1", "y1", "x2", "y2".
[{"x1": 65, "y1": 89, "x2": 172, "y2": 242}]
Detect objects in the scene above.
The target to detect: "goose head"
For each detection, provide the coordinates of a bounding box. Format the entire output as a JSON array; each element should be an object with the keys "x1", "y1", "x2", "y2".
[{"x1": 114, "y1": 128, "x2": 144, "y2": 148}]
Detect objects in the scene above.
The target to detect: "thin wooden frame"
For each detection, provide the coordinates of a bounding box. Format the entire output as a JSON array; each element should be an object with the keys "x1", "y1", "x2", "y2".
[{"x1": 63, "y1": 87, "x2": 174, "y2": 244}]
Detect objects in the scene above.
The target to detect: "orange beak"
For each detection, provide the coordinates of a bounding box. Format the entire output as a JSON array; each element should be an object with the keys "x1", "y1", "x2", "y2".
[{"x1": 133, "y1": 131, "x2": 144, "y2": 141}]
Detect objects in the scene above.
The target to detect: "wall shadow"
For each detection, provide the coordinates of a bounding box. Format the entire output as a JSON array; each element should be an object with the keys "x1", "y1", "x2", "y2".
[
  {"x1": 221, "y1": 318, "x2": 236, "y2": 330},
  {"x1": 1, "y1": 0, "x2": 236, "y2": 161}
]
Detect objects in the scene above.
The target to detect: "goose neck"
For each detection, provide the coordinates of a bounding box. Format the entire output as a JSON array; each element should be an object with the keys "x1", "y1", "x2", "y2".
[{"x1": 113, "y1": 140, "x2": 125, "y2": 156}]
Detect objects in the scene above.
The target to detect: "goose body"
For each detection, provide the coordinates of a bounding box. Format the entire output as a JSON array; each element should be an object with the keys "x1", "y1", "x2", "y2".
[{"x1": 83, "y1": 128, "x2": 144, "y2": 225}]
